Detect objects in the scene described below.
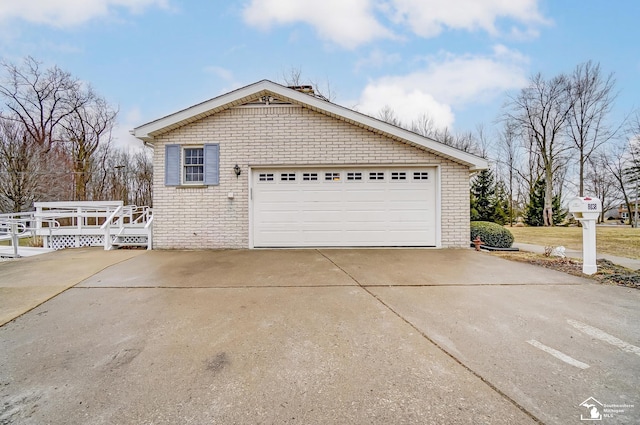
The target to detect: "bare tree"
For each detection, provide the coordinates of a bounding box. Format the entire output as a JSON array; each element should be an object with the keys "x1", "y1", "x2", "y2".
[
  {"x1": 473, "y1": 124, "x2": 492, "y2": 158},
  {"x1": 410, "y1": 113, "x2": 438, "y2": 139},
  {"x1": 627, "y1": 121, "x2": 640, "y2": 226},
  {"x1": 567, "y1": 61, "x2": 618, "y2": 196},
  {"x1": 0, "y1": 57, "x2": 92, "y2": 152},
  {"x1": 585, "y1": 155, "x2": 621, "y2": 222},
  {"x1": 496, "y1": 119, "x2": 521, "y2": 225},
  {"x1": 0, "y1": 120, "x2": 43, "y2": 212},
  {"x1": 505, "y1": 73, "x2": 574, "y2": 226},
  {"x1": 87, "y1": 144, "x2": 153, "y2": 206},
  {"x1": 627, "y1": 112, "x2": 640, "y2": 184},
  {"x1": 378, "y1": 105, "x2": 482, "y2": 154},
  {"x1": 377, "y1": 105, "x2": 402, "y2": 126},
  {"x1": 130, "y1": 149, "x2": 153, "y2": 207},
  {"x1": 601, "y1": 143, "x2": 637, "y2": 227},
  {"x1": 444, "y1": 130, "x2": 481, "y2": 156},
  {"x1": 62, "y1": 94, "x2": 117, "y2": 200},
  {"x1": 281, "y1": 67, "x2": 336, "y2": 101},
  {"x1": 0, "y1": 57, "x2": 123, "y2": 206}
]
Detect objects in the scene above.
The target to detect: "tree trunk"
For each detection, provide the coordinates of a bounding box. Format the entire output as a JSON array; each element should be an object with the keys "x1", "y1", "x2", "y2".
[
  {"x1": 579, "y1": 151, "x2": 584, "y2": 197},
  {"x1": 544, "y1": 170, "x2": 554, "y2": 226}
]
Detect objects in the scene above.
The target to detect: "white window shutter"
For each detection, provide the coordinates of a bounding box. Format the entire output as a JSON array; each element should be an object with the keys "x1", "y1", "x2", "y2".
[
  {"x1": 165, "y1": 144, "x2": 180, "y2": 186},
  {"x1": 204, "y1": 144, "x2": 220, "y2": 185}
]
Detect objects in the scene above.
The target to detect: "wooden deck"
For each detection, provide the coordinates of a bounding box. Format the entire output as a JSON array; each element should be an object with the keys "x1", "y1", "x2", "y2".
[{"x1": 0, "y1": 201, "x2": 152, "y2": 257}]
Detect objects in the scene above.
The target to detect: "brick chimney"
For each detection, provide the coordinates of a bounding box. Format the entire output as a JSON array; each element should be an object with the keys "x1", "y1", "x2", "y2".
[{"x1": 287, "y1": 85, "x2": 315, "y2": 95}]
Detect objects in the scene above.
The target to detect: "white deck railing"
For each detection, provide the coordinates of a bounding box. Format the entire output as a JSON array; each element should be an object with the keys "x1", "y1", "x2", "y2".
[{"x1": 0, "y1": 201, "x2": 152, "y2": 255}]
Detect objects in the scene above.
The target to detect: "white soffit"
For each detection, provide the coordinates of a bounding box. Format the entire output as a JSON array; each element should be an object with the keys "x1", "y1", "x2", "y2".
[{"x1": 132, "y1": 80, "x2": 488, "y2": 171}]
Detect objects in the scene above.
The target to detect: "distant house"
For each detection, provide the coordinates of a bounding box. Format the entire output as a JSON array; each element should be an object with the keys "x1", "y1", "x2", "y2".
[
  {"x1": 618, "y1": 200, "x2": 640, "y2": 222},
  {"x1": 132, "y1": 80, "x2": 488, "y2": 249}
]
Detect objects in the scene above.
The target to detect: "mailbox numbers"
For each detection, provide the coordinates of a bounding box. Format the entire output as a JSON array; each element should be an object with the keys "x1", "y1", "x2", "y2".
[{"x1": 588, "y1": 203, "x2": 597, "y2": 210}]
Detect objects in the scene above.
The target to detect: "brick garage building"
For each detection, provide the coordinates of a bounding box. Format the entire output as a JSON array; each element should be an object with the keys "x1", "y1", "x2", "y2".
[{"x1": 133, "y1": 80, "x2": 487, "y2": 249}]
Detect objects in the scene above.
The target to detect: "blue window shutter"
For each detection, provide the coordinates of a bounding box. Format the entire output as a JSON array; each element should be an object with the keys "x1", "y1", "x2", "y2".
[
  {"x1": 204, "y1": 144, "x2": 220, "y2": 185},
  {"x1": 165, "y1": 144, "x2": 180, "y2": 186}
]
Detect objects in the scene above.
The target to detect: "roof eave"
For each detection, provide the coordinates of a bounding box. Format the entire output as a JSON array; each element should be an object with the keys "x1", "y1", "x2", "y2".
[{"x1": 132, "y1": 80, "x2": 489, "y2": 170}]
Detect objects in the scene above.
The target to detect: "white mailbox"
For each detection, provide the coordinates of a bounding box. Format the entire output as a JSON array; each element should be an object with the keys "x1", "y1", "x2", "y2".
[
  {"x1": 568, "y1": 197, "x2": 602, "y2": 220},
  {"x1": 568, "y1": 196, "x2": 601, "y2": 275}
]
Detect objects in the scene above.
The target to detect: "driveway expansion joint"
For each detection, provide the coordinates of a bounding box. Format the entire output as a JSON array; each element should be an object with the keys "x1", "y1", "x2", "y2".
[
  {"x1": 316, "y1": 249, "x2": 544, "y2": 425},
  {"x1": 0, "y1": 251, "x2": 143, "y2": 328},
  {"x1": 74, "y1": 285, "x2": 360, "y2": 289}
]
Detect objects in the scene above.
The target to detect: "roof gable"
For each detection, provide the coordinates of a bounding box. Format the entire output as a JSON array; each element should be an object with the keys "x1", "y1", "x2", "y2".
[{"x1": 132, "y1": 80, "x2": 488, "y2": 171}]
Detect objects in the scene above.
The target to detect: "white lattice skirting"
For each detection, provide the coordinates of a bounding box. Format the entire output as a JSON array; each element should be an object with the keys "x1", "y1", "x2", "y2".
[
  {"x1": 45, "y1": 234, "x2": 149, "y2": 249},
  {"x1": 47, "y1": 235, "x2": 104, "y2": 249},
  {"x1": 116, "y1": 236, "x2": 147, "y2": 244}
]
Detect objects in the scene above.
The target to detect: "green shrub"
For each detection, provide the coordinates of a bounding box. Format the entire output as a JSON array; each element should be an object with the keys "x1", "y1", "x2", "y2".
[{"x1": 470, "y1": 221, "x2": 514, "y2": 248}]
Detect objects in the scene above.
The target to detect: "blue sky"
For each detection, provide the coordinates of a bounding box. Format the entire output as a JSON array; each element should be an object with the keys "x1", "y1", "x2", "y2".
[{"x1": 0, "y1": 0, "x2": 638, "y2": 151}]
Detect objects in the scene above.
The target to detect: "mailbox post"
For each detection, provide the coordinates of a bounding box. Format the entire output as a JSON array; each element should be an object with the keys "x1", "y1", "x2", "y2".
[{"x1": 568, "y1": 197, "x2": 602, "y2": 275}]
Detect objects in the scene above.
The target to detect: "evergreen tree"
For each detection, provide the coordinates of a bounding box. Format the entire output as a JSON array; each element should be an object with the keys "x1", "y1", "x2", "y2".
[
  {"x1": 492, "y1": 182, "x2": 509, "y2": 225},
  {"x1": 524, "y1": 179, "x2": 545, "y2": 226},
  {"x1": 524, "y1": 179, "x2": 566, "y2": 226},
  {"x1": 470, "y1": 169, "x2": 496, "y2": 222}
]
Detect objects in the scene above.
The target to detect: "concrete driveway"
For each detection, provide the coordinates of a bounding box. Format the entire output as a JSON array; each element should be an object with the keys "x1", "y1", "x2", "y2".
[{"x1": 1, "y1": 248, "x2": 638, "y2": 424}]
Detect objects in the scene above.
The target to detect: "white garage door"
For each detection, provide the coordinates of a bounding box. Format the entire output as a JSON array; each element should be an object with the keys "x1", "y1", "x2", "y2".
[{"x1": 251, "y1": 167, "x2": 437, "y2": 247}]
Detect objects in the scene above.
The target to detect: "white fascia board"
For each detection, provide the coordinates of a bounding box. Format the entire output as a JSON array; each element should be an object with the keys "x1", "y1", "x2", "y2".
[
  {"x1": 132, "y1": 80, "x2": 275, "y2": 142},
  {"x1": 275, "y1": 85, "x2": 489, "y2": 171},
  {"x1": 312, "y1": 103, "x2": 488, "y2": 170},
  {"x1": 132, "y1": 80, "x2": 489, "y2": 171}
]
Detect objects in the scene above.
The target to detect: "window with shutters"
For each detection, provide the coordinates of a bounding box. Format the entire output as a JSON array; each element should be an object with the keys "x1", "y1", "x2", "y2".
[{"x1": 165, "y1": 144, "x2": 219, "y2": 186}]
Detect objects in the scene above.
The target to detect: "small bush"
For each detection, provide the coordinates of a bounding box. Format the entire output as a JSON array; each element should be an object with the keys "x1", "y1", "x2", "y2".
[
  {"x1": 28, "y1": 236, "x2": 43, "y2": 247},
  {"x1": 470, "y1": 221, "x2": 514, "y2": 248}
]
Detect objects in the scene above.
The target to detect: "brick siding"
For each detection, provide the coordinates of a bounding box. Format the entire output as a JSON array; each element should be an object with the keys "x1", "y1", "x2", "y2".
[{"x1": 152, "y1": 105, "x2": 471, "y2": 249}]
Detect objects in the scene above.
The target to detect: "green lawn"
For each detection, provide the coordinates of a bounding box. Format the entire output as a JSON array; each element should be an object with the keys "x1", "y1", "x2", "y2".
[
  {"x1": 507, "y1": 226, "x2": 640, "y2": 260},
  {"x1": 0, "y1": 237, "x2": 38, "y2": 247},
  {"x1": 3, "y1": 227, "x2": 638, "y2": 260}
]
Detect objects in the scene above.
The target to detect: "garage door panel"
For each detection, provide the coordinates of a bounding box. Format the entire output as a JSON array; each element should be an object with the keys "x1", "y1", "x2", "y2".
[
  {"x1": 253, "y1": 168, "x2": 437, "y2": 247},
  {"x1": 301, "y1": 214, "x2": 343, "y2": 223},
  {"x1": 259, "y1": 212, "x2": 300, "y2": 224},
  {"x1": 301, "y1": 201, "x2": 344, "y2": 209},
  {"x1": 342, "y1": 202, "x2": 387, "y2": 211},
  {"x1": 258, "y1": 230, "x2": 299, "y2": 240},
  {"x1": 387, "y1": 191, "x2": 431, "y2": 202},
  {"x1": 343, "y1": 189, "x2": 386, "y2": 199},
  {"x1": 303, "y1": 191, "x2": 345, "y2": 202},
  {"x1": 344, "y1": 211, "x2": 387, "y2": 221},
  {"x1": 299, "y1": 230, "x2": 344, "y2": 243},
  {"x1": 343, "y1": 231, "x2": 388, "y2": 244},
  {"x1": 389, "y1": 208, "x2": 432, "y2": 218},
  {"x1": 257, "y1": 192, "x2": 301, "y2": 203}
]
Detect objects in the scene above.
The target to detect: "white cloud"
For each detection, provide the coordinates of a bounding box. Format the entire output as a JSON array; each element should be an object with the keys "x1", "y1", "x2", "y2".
[
  {"x1": 0, "y1": 0, "x2": 169, "y2": 28},
  {"x1": 358, "y1": 84, "x2": 456, "y2": 130},
  {"x1": 203, "y1": 66, "x2": 244, "y2": 96},
  {"x1": 242, "y1": 0, "x2": 546, "y2": 48},
  {"x1": 125, "y1": 106, "x2": 143, "y2": 124},
  {"x1": 204, "y1": 66, "x2": 235, "y2": 82},
  {"x1": 355, "y1": 47, "x2": 529, "y2": 129},
  {"x1": 112, "y1": 107, "x2": 145, "y2": 151},
  {"x1": 355, "y1": 49, "x2": 402, "y2": 72},
  {"x1": 242, "y1": 0, "x2": 395, "y2": 49},
  {"x1": 389, "y1": 0, "x2": 546, "y2": 38},
  {"x1": 112, "y1": 124, "x2": 145, "y2": 151}
]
